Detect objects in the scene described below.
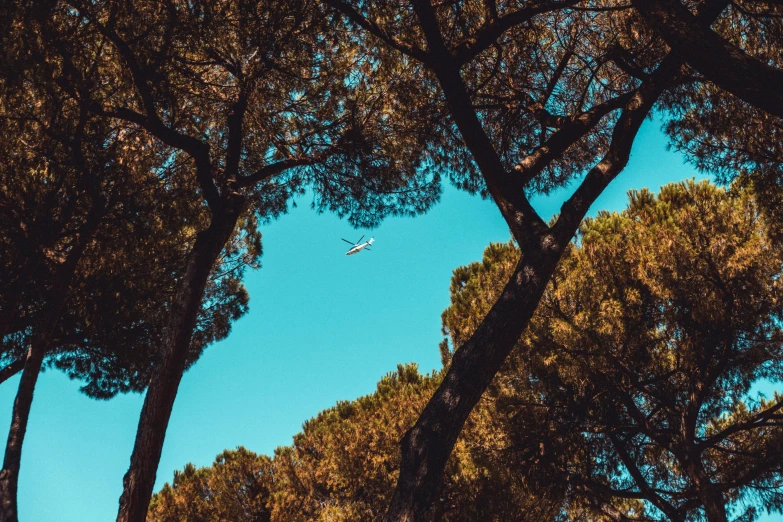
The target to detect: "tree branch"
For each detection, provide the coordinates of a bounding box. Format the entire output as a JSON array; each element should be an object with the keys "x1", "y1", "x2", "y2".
[
  {"x1": 609, "y1": 433, "x2": 682, "y2": 519},
  {"x1": 323, "y1": 0, "x2": 428, "y2": 62},
  {"x1": 453, "y1": 0, "x2": 583, "y2": 65},
  {"x1": 98, "y1": 106, "x2": 221, "y2": 210},
  {"x1": 235, "y1": 157, "x2": 317, "y2": 188},
  {"x1": 69, "y1": 1, "x2": 222, "y2": 210},
  {"x1": 698, "y1": 397, "x2": 783, "y2": 449},
  {"x1": 515, "y1": 91, "x2": 635, "y2": 183},
  {"x1": 412, "y1": 0, "x2": 547, "y2": 243},
  {"x1": 631, "y1": 0, "x2": 783, "y2": 118},
  {"x1": 0, "y1": 357, "x2": 25, "y2": 386},
  {"x1": 551, "y1": 0, "x2": 731, "y2": 243}
]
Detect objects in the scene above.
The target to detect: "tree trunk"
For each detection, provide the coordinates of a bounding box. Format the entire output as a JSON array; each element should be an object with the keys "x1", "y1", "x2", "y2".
[
  {"x1": 0, "y1": 200, "x2": 103, "y2": 522},
  {"x1": 684, "y1": 459, "x2": 728, "y2": 522},
  {"x1": 0, "y1": 344, "x2": 47, "y2": 522},
  {"x1": 116, "y1": 200, "x2": 244, "y2": 522},
  {"x1": 701, "y1": 495, "x2": 728, "y2": 522},
  {"x1": 382, "y1": 1, "x2": 727, "y2": 516},
  {"x1": 385, "y1": 246, "x2": 560, "y2": 521}
]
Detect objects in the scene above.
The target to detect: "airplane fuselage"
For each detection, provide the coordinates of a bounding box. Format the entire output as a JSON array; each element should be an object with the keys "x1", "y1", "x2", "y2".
[
  {"x1": 346, "y1": 243, "x2": 368, "y2": 255},
  {"x1": 345, "y1": 238, "x2": 374, "y2": 255}
]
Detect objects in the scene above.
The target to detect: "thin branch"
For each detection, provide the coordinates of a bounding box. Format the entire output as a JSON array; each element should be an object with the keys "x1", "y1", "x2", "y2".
[
  {"x1": 698, "y1": 397, "x2": 783, "y2": 448},
  {"x1": 324, "y1": 0, "x2": 428, "y2": 62},
  {"x1": 453, "y1": 0, "x2": 583, "y2": 65},
  {"x1": 609, "y1": 433, "x2": 682, "y2": 518},
  {"x1": 68, "y1": 1, "x2": 222, "y2": 209},
  {"x1": 0, "y1": 356, "x2": 25, "y2": 385},
  {"x1": 235, "y1": 158, "x2": 317, "y2": 188}
]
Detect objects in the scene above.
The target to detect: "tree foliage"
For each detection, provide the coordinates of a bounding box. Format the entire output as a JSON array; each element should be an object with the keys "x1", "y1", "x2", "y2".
[
  {"x1": 150, "y1": 364, "x2": 568, "y2": 522},
  {"x1": 155, "y1": 181, "x2": 783, "y2": 522},
  {"x1": 442, "y1": 180, "x2": 783, "y2": 521},
  {"x1": 149, "y1": 447, "x2": 274, "y2": 522},
  {"x1": 2, "y1": 1, "x2": 444, "y2": 517},
  {"x1": 5, "y1": 1, "x2": 783, "y2": 519},
  {"x1": 0, "y1": 85, "x2": 251, "y2": 398}
]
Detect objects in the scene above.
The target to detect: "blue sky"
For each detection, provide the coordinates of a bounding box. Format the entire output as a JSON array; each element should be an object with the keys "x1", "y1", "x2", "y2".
[{"x1": 1, "y1": 118, "x2": 779, "y2": 521}]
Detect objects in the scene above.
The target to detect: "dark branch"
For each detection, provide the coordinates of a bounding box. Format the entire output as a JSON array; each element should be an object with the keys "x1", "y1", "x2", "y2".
[
  {"x1": 698, "y1": 397, "x2": 783, "y2": 449},
  {"x1": 235, "y1": 158, "x2": 317, "y2": 188},
  {"x1": 453, "y1": 0, "x2": 583, "y2": 65},
  {"x1": 0, "y1": 356, "x2": 25, "y2": 386},
  {"x1": 69, "y1": 1, "x2": 222, "y2": 209},
  {"x1": 609, "y1": 433, "x2": 681, "y2": 518},
  {"x1": 631, "y1": 0, "x2": 783, "y2": 118},
  {"x1": 515, "y1": 91, "x2": 635, "y2": 183},
  {"x1": 324, "y1": 0, "x2": 428, "y2": 62},
  {"x1": 413, "y1": 0, "x2": 547, "y2": 243}
]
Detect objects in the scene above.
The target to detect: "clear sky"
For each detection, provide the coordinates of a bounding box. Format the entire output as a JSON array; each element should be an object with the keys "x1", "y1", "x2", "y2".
[{"x1": 1, "y1": 118, "x2": 779, "y2": 521}]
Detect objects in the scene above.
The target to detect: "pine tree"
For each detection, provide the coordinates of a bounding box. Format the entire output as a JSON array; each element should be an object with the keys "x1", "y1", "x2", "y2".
[
  {"x1": 322, "y1": 2, "x2": 733, "y2": 517},
  {"x1": 0, "y1": 18, "x2": 252, "y2": 519},
  {"x1": 442, "y1": 181, "x2": 783, "y2": 521},
  {"x1": 5, "y1": 1, "x2": 441, "y2": 519},
  {"x1": 149, "y1": 365, "x2": 568, "y2": 522}
]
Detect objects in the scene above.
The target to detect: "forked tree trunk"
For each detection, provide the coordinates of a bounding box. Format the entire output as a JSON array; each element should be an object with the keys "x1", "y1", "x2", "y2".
[
  {"x1": 117, "y1": 200, "x2": 244, "y2": 522},
  {"x1": 382, "y1": 1, "x2": 729, "y2": 513},
  {"x1": 0, "y1": 201, "x2": 103, "y2": 522}
]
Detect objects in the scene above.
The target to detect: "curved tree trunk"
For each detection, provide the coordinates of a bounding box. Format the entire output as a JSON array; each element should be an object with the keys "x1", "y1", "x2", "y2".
[
  {"x1": 117, "y1": 200, "x2": 244, "y2": 522},
  {"x1": 0, "y1": 343, "x2": 47, "y2": 522},
  {"x1": 0, "y1": 200, "x2": 103, "y2": 522},
  {"x1": 384, "y1": 249, "x2": 559, "y2": 521}
]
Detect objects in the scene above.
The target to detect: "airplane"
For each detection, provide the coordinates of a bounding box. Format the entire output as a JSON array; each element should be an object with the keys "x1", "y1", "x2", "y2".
[{"x1": 342, "y1": 235, "x2": 374, "y2": 256}]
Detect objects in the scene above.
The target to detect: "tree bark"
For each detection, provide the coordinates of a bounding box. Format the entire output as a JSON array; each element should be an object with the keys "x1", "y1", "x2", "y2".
[
  {"x1": 0, "y1": 344, "x2": 47, "y2": 522},
  {"x1": 683, "y1": 459, "x2": 728, "y2": 522},
  {"x1": 382, "y1": 1, "x2": 728, "y2": 518},
  {"x1": 631, "y1": 0, "x2": 783, "y2": 119},
  {"x1": 0, "y1": 200, "x2": 103, "y2": 522},
  {"x1": 385, "y1": 246, "x2": 560, "y2": 521},
  {"x1": 116, "y1": 199, "x2": 244, "y2": 522}
]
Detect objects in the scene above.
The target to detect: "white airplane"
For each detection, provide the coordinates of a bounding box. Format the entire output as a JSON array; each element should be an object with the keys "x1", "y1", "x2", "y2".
[{"x1": 342, "y1": 235, "x2": 374, "y2": 256}]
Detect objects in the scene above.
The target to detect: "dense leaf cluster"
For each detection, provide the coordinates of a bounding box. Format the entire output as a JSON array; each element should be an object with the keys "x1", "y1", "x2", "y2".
[
  {"x1": 151, "y1": 181, "x2": 783, "y2": 521},
  {"x1": 150, "y1": 364, "x2": 567, "y2": 522},
  {"x1": 4, "y1": 0, "x2": 783, "y2": 519}
]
